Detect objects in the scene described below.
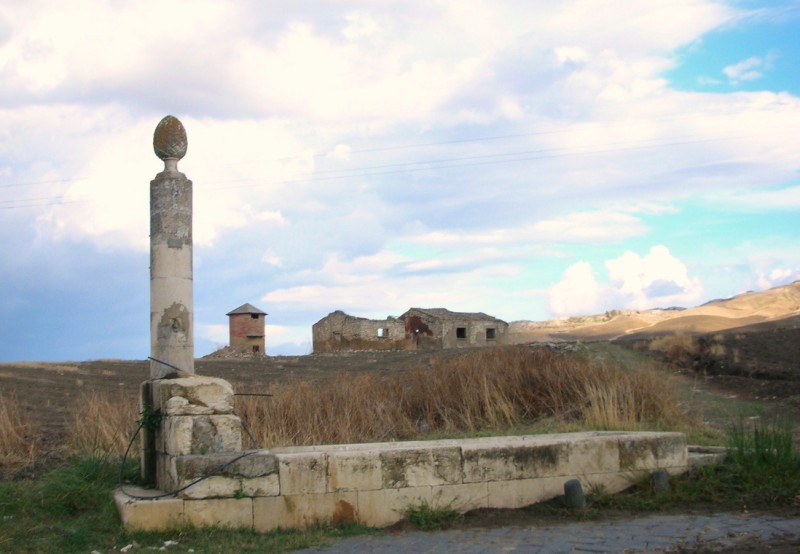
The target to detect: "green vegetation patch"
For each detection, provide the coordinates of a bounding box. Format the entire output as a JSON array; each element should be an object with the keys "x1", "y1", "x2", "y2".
[
  {"x1": 0, "y1": 455, "x2": 377, "y2": 554},
  {"x1": 402, "y1": 499, "x2": 462, "y2": 531},
  {"x1": 528, "y1": 417, "x2": 800, "y2": 519}
]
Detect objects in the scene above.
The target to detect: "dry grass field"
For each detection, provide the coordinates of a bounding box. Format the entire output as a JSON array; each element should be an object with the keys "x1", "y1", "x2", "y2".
[
  {"x1": 0, "y1": 348, "x2": 468, "y2": 460},
  {"x1": 2, "y1": 281, "x2": 798, "y2": 478},
  {"x1": 507, "y1": 281, "x2": 800, "y2": 440}
]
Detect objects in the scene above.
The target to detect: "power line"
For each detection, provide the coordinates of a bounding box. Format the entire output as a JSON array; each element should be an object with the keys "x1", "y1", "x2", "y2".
[
  {"x1": 215, "y1": 112, "x2": 714, "y2": 165},
  {"x1": 199, "y1": 128, "x2": 798, "y2": 192},
  {"x1": 1, "y1": 125, "x2": 797, "y2": 209},
  {"x1": 0, "y1": 177, "x2": 87, "y2": 189}
]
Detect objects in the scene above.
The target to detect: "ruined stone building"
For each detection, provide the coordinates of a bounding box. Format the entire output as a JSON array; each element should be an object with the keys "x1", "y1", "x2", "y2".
[
  {"x1": 312, "y1": 307, "x2": 508, "y2": 353},
  {"x1": 227, "y1": 303, "x2": 267, "y2": 354}
]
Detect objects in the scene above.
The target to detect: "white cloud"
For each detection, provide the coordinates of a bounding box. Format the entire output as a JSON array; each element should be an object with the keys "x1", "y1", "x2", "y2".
[
  {"x1": 342, "y1": 12, "x2": 383, "y2": 41},
  {"x1": 403, "y1": 210, "x2": 648, "y2": 248},
  {"x1": 262, "y1": 251, "x2": 285, "y2": 267},
  {"x1": 549, "y1": 246, "x2": 703, "y2": 316},
  {"x1": 605, "y1": 245, "x2": 702, "y2": 309},
  {"x1": 715, "y1": 186, "x2": 800, "y2": 210},
  {"x1": 548, "y1": 261, "x2": 604, "y2": 315},
  {"x1": 5, "y1": 1, "x2": 799, "y2": 259},
  {"x1": 531, "y1": 211, "x2": 649, "y2": 243},
  {"x1": 265, "y1": 324, "x2": 293, "y2": 341},
  {"x1": 198, "y1": 323, "x2": 228, "y2": 346},
  {"x1": 326, "y1": 144, "x2": 352, "y2": 161},
  {"x1": 555, "y1": 46, "x2": 589, "y2": 66},
  {"x1": 723, "y1": 53, "x2": 775, "y2": 84},
  {"x1": 756, "y1": 267, "x2": 800, "y2": 290}
]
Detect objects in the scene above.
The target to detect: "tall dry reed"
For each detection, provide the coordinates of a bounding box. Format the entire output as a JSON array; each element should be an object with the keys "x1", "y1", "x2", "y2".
[
  {"x1": 66, "y1": 391, "x2": 140, "y2": 457},
  {"x1": 0, "y1": 394, "x2": 40, "y2": 469},
  {"x1": 238, "y1": 345, "x2": 683, "y2": 447}
]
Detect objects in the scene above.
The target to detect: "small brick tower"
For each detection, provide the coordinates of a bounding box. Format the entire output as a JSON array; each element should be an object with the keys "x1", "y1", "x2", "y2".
[{"x1": 227, "y1": 303, "x2": 267, "y2": 354}]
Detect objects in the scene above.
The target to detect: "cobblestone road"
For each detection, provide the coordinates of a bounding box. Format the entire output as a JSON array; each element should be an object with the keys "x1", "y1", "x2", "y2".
[{"x1": 296, "y1": 513, "x2": 799, "y2": 553}]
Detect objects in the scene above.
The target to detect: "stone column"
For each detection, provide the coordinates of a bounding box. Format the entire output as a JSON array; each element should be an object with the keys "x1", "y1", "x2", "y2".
[
  {"x1": 150, "y1": 115, "x2": 194, "y2": 379},
  {"x1": 140, "y1": 116, "x2": 246, "y2": 490}
]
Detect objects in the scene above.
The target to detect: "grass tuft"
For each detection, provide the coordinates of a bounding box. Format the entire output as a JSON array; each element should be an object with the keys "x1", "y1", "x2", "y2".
[
  {"x1": 723, "y1": 418, "x2": 799, "y2": 504},
  {"x1": 402, "y1": 499, "x2": 462, "y2": 530},
  {"x1": 647, "y1": 332, "x2": 699, "y2": 366}
]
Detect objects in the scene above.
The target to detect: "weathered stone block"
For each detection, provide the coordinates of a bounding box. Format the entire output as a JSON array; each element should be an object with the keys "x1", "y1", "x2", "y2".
[
  {"x1": 164, "y1": 396, "x2": 215, "y2": 416},
  {"x1": 584, "y1": 471, "x2": 640, "y2": 496},
  {"x1": 176, "y1": 474, "x2": 279, "y2": 499},
  {"x1": 160, "y1": 414, "x2": 242, "y2": 456},
  {"x1": 430, "y1": 482, "x2": 489, "y2": 513},
  {"x1": 153, "y1": 377, "x2": 234, "y2": 415},
  {"x1": 174, "y1": 452, "x2": 277, "y2": 479},
  {"x1": 563, "y1": 435, "x2": 620, "y2": 475},
  {"x1": 156, "y1": 453, "x2": 179, "y2": 492},
  {"x1": 178, "y1": 475, "x2": 243, "y2": 499},
  {"x1": 327, "y1": 450, "x2": 382, "y2": 492},
  {"x1": 184, "y1": 498, "x2": 253, "y2": 529},
  {"x1": 380, "y1": 446, "x2": 462, "y2": 488},
  {"x1": 253, "y1": 492, "x2": 358, "y2": 532},
  {"x1": 618, "y1": 433, "x2": 687, "y2": 470},
  {"x1": 462, "y1": 441, "x2": 568, "y2": 483},
  {"x1": 114, "y1": 487, "x2": 185, "y2": 531},
  {"x1": 162, "y1": 452, "x2": 279, "y2": 499},
  {"x1": 486, "y1": 476, "x2": 563, "y2": 509},
  {"x1": 242, "y1": 475, "x2": 280, "y2": 497},
  {"x1": 278, "y1": 452, "x2": 328, "y2": 495},
  {"x1": 356, "y1": 486, "x2": 433, "y2": 528}
]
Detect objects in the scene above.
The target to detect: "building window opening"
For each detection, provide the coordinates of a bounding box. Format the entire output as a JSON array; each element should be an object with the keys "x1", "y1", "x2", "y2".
[
  {"x1": 456, "y1": 327, "x2": 467, "y2": 339},
  {"x1": 251, "y1": 313, "x2": 260, "y2": 319},
  {"x1": 486, "y1": 328, "x2": 496, "y2": 341},
  {"x1": 252, "y1": 345, "x2": 260, "y2": 353},
  {"x1": 377, "y1": 328, "x2": 388, "y2": 338}
]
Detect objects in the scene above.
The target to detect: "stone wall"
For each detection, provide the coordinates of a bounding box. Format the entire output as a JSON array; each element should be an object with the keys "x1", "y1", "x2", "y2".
[
  {"x1": 119, "y1": 376, "x2": 690, "y2": 532},
  {"x1": 313, "y1": 309, "x2": 510, "y2": 353},
  {"x1": 403, "y1": 309, "x2": 509, "y2": 349},
  {"x1": 312, "y1": 311, "x2": 407, "y2": 353}
]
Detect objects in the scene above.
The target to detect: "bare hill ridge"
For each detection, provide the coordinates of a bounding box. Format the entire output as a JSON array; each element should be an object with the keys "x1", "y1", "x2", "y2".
[{"x1": 510, "y1": 280, "x2": 800, "y2": 342}]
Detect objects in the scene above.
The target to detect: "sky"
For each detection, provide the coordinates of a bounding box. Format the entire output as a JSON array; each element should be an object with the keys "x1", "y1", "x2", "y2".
[{"x1": 1, "y1": 0, "x2": 799, "y2": 361}]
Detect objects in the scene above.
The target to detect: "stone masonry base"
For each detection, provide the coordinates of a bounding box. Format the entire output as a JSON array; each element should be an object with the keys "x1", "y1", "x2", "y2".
[{"x1": 116, "y1": 431, "x2": 689, "y2": 532}]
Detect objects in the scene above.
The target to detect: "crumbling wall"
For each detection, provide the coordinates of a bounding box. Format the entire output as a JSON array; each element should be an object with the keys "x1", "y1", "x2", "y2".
[
  {"x1": 402, "y1": 309, "x2": 509, "y2": 349},
  {"x1": 403, "y1": 314, "x2": 438, "y2": 349},
  {"x1": 313, "y1": 311, "x2": 407, "y2": 353}
]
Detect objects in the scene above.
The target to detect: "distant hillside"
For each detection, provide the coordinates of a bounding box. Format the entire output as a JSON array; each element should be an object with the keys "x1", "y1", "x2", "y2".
[{"x1": 510, "y1": 280, "x2": 800, "y2": 343}]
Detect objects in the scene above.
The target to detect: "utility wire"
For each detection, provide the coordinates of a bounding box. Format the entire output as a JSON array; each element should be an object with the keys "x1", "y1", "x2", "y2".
[{"x1": 2, "y1": 125, "x2": 797, "y2": 209}]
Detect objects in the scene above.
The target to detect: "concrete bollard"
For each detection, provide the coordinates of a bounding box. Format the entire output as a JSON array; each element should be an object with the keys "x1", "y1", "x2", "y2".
[
  {"x1": 652, "y1": 468, "x2": 670, "y2": 496},
  {"x1": 564, "y1": 479, "x2": 586, "y2": 509}
]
